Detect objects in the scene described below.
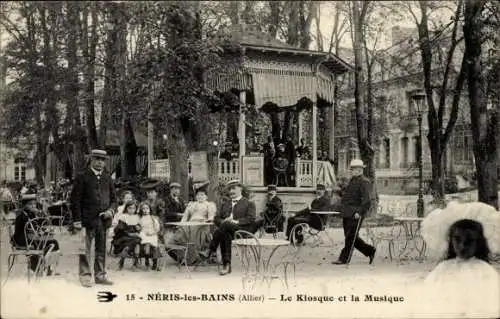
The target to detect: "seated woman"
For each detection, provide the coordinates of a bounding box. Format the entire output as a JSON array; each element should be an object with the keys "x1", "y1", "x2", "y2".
[
  {"x1": 420, "y1": 201, "x2": 500, "y2": 317},
  {"x1": 166, "y1": 182, "x2": 216, "y2": 264},
  {"x1": 111, "y1": 200, "x2": 142, "y2": 270},
  {"x1": 12, "y1": 193, "x2": 60, "y2": 276}
]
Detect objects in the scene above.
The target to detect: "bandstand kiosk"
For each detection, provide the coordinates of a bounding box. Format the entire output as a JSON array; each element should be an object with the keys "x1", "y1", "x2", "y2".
[{"x1": 150, "y1": 24, "x2": 353, "y2": 212}]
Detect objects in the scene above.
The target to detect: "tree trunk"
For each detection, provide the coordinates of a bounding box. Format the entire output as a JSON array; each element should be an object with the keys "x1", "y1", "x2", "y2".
[
  {"x1": 352, "y1": 0, "x2": 377, "y2": 213},
  {"x1": 429, "y1": 144, "x2": 445, "y2": 198},
  {"x1": 99, "y1": 3, "x2": 118, "y2": 148},
  {"x1": 40, "y1": 4, "x2": 61, "y2": 184},
  {"x1": 81, "y1": 2, "x2": 99, "y2": 149},
  {"x1": 414, "y1": 0, "x2": 465, "y2": 204},
  {"x1": 464, "y1": 0, "x2": 499, "y2": 209},
  {"x1": 268, "y1": 1, "x2": 281, "y2": 38},
  {"x1": 168, "y1": 125, "x2": 190, "y2": 200},
  {"x1": 207, "y1": 151, "x2": 219, "y2": 202},
  {"x1": 228, "y1": 1, "x2": 240, "y2": 25},
  {"x1": 287, "y1": 2, "x2": 300, "y2": 47}
]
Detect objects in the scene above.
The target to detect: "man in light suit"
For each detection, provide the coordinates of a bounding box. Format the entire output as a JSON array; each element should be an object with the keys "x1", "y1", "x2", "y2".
[
  {"x1": 71, "y1": 149, "x2": 116, "y2": 287},
  {"x1": 199, "y1": 180, "x2": 257, "y2": 275}
]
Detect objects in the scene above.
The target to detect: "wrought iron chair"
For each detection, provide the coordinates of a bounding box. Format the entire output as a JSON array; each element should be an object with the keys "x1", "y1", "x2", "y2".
[
  {"x1": 3, "y1": 216, "x2": 56, "y2": 286},
  {"x1": 271, "y1": 223, "x2": 307, "y2": 289},
  {"x1": 234, "y1": 230, "x2": 262, "y2": 291},
  {"x1": 259, "y1": 209, "x2": 285, "y2": 239},
  {"x1": 361, "y1": 207, "x2": 399, "y2": 261}
]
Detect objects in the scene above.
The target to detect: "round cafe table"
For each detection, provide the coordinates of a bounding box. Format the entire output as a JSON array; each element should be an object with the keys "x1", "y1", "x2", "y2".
[
  {"x1": 165, "y1": 221, "x2": 214, "y2": 244},
  {"x1": 232, "y1": 238, "x2": 291, "y2": 289},
  {"x1": 164, "y1": 221, "x2": 214, "y2": 268}
]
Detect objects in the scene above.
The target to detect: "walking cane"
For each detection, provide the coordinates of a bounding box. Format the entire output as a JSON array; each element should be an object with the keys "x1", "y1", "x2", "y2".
[{"x1": 346, "y1": 216, "x2": 363, "y2": 264}]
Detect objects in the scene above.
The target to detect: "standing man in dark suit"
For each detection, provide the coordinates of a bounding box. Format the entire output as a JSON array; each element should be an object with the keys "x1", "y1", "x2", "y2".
[
  {"x1": 199, "y1": 180, "x2": 257, "y2": 275},
  {"x1": 332, "y1": 159, "x2": 376, "y2": 265},
  {"x1": 260, "y1": 184, "x2": 284, "y2": 233},
  {"x1": 71, "y1": 149, "x2": 116, "y2": 287},
  {"x1": 262, "y1": 136, "x2": 275, "y2": 185},
  {"x1": 164, "y1": 182, "x2": 185, "y2": 223},
  {"x1": 286, "y1": 184, "x2": 331, "y2": 243}
]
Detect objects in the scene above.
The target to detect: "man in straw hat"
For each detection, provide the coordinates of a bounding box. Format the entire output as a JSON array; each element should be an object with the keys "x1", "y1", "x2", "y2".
[
  {"x1": 71, "y1": 149, "x2": 116, "y2": 287},
  {"x1": 332, "y1": 159, "x2": 376, "y2": 265},
  {"x1": 199, "y1": 180, "x2": 258, "y2": 275}
]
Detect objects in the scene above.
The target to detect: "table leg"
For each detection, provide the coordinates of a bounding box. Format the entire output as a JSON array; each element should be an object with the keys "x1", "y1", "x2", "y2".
[{"x1": 261, "y1": 246, "x2": 285, "y2": 289}]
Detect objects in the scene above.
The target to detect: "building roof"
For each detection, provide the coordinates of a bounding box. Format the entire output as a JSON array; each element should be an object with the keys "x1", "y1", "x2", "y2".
[
  {"x1": 220, "y1": 24, "x2": 353, "y2": 75},
  {"x1": 224, "y1": 24, "x2": 296, "y2": 49}
]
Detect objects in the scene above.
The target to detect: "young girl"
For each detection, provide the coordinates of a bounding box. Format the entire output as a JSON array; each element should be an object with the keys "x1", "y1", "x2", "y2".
[
  {"x1": 109, "y1": 190, "x2": 135, "y2": 236},
  {"x1": 420, "y1": 201, "x2": 500, "y2": 317},
  {"x1": 138, "y1": 202, "x2": 161, "y2": 270},
  {"x1": 112, "y1": 200, "x2": 142, "y2": 270}
]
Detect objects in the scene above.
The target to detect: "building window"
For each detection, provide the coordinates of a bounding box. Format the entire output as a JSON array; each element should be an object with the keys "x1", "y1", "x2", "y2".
[
  {"x1": 401, "y1": 137, "x2": 409, "y2": 168},
  {"x1": 453, "y1": 130, "x2": 473, "y2": 163},
  {"x1": 384, "y1": 138, "x2": 391, "y2": 168},
  {"x1": 14, "y1": 157, "x2": 27, "y2": 181},
  {"x1": 406, "y1": 91, "x2": 415, "y2": 116}
]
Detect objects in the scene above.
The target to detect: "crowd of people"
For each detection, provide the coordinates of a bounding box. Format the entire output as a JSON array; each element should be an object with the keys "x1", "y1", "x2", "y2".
[{"x1": 4, "y1": 148, "x2": 500, "y2": 317}]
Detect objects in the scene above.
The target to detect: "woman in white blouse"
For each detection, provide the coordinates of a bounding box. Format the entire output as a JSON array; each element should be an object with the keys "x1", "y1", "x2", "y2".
[
  {"x1": 181, "y1": 184, "x2": 216, "y2": 222},
  {"x1": 167, "y1": 182, "x2": 216, "y2": 264}
]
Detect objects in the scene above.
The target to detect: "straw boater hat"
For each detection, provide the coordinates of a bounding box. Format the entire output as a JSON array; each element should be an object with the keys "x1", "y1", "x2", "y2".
[
  {"x1": 421, "y1": 201, "x2": 500, "y2": 258},
  {"x1": 169, "y1": 182, "x2": 182, "y2": 189},
  {"x1": 140, "y1": 179, "x2": 161, "y2": 190},
  {"x1": 349, "y1": 159, "x2": 365, "y2": 168},
  {"x1": 90, "y1": 149, "x2": 108, "y2": 159},
  {"x1": 226, "y1": 180, "x2": 242, "y2": 188}
]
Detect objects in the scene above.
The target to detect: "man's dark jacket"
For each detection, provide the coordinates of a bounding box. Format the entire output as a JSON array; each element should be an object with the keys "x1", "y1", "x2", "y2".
[
  {"x1": 339, "y1": 175, "x2": 372, "y2": 218},
  {"x1": 70, "y1": 168, "x2": 117, "y2": 229},
  {"x1": 164, "y1": 195, "x2": 186, "y2": 222},
  {"x1": 214, "y1": 197, "x2": 256, "y2": 227},
  {"x1": 264, "y1": 195, "x2": 283, "y2": 217},
  {"x1": 310, "y1": 193, "x2": 331, "y2": 212}
]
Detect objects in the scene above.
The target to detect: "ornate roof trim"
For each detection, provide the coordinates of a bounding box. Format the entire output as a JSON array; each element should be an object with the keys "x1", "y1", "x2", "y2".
[{"x1": 240, "y1": 43, "x2": 353, "y2": 75}]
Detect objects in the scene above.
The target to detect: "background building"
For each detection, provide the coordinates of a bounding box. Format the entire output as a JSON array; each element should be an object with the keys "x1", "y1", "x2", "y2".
[{"x1": 335, "y1": 26, "x2": 474, "y2": 194}]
